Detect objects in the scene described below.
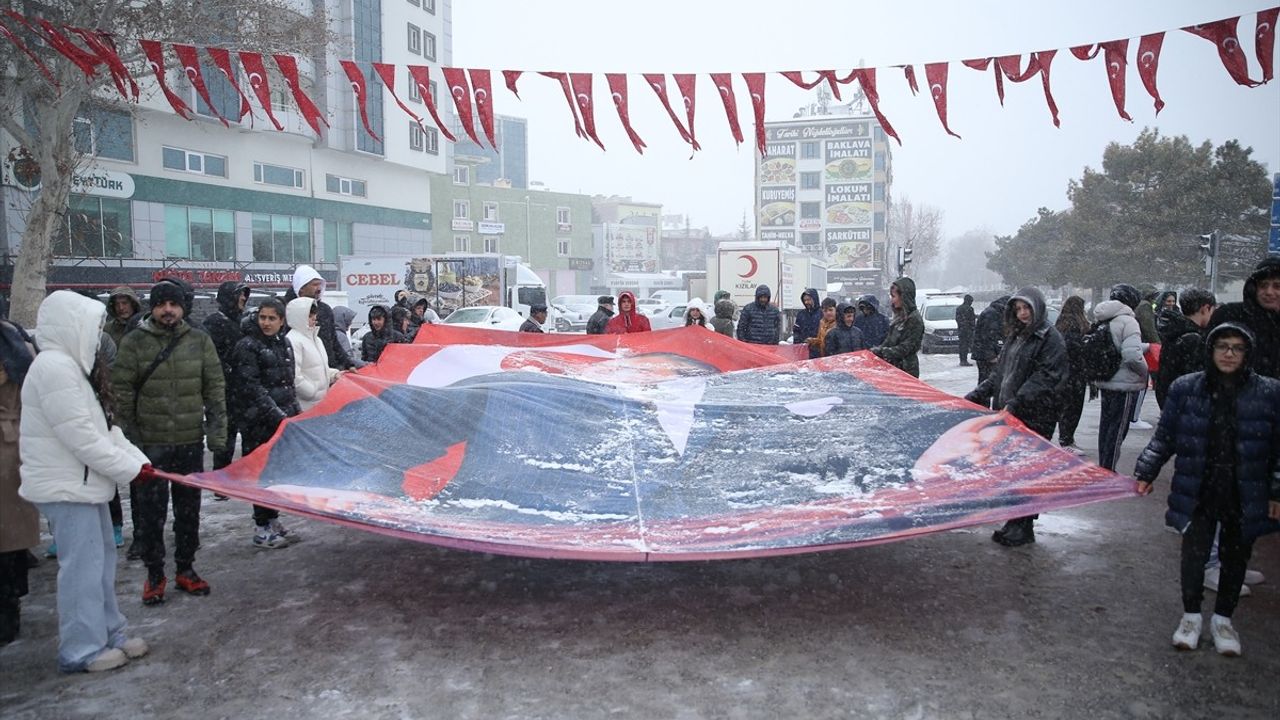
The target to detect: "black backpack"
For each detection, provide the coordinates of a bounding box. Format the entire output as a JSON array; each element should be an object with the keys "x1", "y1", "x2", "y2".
[{"x1": 1080, "y1": 319, "x2": 1122, "y2": 382}]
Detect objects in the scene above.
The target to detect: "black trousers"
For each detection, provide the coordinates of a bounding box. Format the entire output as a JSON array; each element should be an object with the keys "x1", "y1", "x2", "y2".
[
  {"x1": 135, "y1": 443, "x2": 204, "y2": 573},
  {"x1": 957, "y1": 331, "x2": 973, "y2": 363},
  {"x1": 212, "y1": 416, "x2": 239, "y2": 471},
  {"x1": 976, "y1": 360, "x2": 998, "y2": 408},
  {"x1": 1056, "y1": 380, "x2": 1087, "y2": 446},
  {"x1": 241, "y1": 433, "x2": 279, "y2": 526},
  {"x1": 107, "y1": 488, "x2": 122, "y2": 527},
  {"x1": 1098, "y1": 389, "x2": 1137, "y2": 470},
  {"x1": 1181, "y1": 507, "x2": 1252, "y2": 617},
  {"x1": 0, "y1": 549, "x2": 30, "y2": 642}
]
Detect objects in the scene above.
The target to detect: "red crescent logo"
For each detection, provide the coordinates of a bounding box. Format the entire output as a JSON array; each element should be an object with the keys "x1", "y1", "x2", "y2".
[{"x1": 738, "y1": 254, "x2": 758, "y2": 278}]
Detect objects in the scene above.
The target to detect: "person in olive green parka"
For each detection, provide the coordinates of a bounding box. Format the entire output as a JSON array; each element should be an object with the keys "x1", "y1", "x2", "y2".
[{"x1": 871, "y1": 276, "x2": 925, "y2": 377}]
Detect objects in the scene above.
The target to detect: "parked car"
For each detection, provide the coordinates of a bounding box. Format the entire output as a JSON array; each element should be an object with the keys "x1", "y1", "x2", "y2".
[
  {"x1": 550, "y1": 294, "x2": 598, "y2": 333},
  {"x1": 441, "y1": 305, "x2": 526, "y2": 332},
  {"x1": 919, "y1": 293, "x2": 965, "y2": 354},
  {"x1": 635, "y1": 297, "x2": 666, "y2": 316},
  {"x1": 648, "y1": 298, "x2": 708, "y2": 330}
]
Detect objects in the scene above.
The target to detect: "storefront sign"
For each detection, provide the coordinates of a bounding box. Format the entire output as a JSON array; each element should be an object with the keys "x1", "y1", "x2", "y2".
[
  {"x1": 478, "y1": 221, "x2": 505, "y2": 235},
  {"x1": 568, "y1": 257, "x2": 594, "y2": 271},
  {"x1": 71, "y1": 169, "x2": 135, "y2": 199},
  {"x1": 451, "y1": 218, "x2": 475, "y2": 231}
]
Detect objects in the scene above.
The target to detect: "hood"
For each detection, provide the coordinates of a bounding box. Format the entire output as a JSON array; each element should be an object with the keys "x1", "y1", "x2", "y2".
[
  {"x1": 332, "y1": 305, "x2": 356, "y2": 332},
  {"x1": 836, "y1": 302, "x2": 857, "y2": 327},
  {"x1": 1005, "y1": 287, "x2": 1049, "y2": 335},
  {"x1": 1242, "y1": 256, "x2": 1280, "y2": 315},
  {"x1": 856, "y1": 294, "x2": 880, "y2": 311},
  {"x1": 286, "y1": 297, "x2": 317, "y2": 338},
  {"x1": 714, "y1": 299, "x2": 735, "y2": 319},
  {"x1": 1156, "y1": 306, "x2": 1200, "y2": 343},
  {"x1": 1204, "y1": 322, "x2": 1255, "y2": 374},
  {"x1": 800, "y1": 288, "x2": 819, "y2": 308},
  {"x1": 618, "y1": 291, "x2": 639, "y2": 310},
  {"x1": 1109, "y1": 283, "x2": 1141, "y2": 310},
  {"x1": 988, "y1": 295, "x2": 1010, "y2": 312},
  {"x1": 1157, "y1": 291, "x2": 1178, "y2": 310},
  {"x1": 367, "y1": 305, "x2": 389, "y2": 330},
  {"x1": 107, "y1": 286, "x2": 140, "y2": 319},
  {"x1": 292, "y1": 264, "x2": 325, "y2": 295},
  {"x1": 35, "y1": 290, "x2": 107, "y2": 374},
  {"x1": 1093, "y1": 299, "x2": 1135, "y2": 323},
  {"x1": 215, "y1": 280, "x2": 250, "y2": 317},
  {"x1": 754, "y1": 285, "x2": 772, "y2": 306},
  {"x1": 891, "y1": 277, "x2": 917, "y2": 313}
]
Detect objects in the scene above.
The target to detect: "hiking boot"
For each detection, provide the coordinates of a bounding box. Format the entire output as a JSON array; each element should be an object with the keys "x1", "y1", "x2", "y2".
[
  {"x1": 85, "y1": 647, "x2": 129, "y2": 673},
  {"x1": 1171, "y1": 613, "x2": 1202, "y2": 650},
  {"x1": 113, "y1": 526, "x2": 124, "y2": 548},
  {"x1": 1210, "y1": 615, "x2": 1241, "y2": 657},
  {"x1": 1204, "y1": 567, "x2": 1252, "y2": 596},
  {"x1": 253, "y1": 524, "x2": 288, "y2": 549},
  {"x1": 993, "y1": 518, "x2": 1035, "y2": 546},
  {"x1": 117, "y1": 637, "x2": 149, "y2": 659},
  {"x1": 142, "y1": 571, "x2": 166, "y2": 606},
  {"x1": 175, "y1": 568, "x2": 211, "y2": 596},
  {"x1": 269, "y1": 518, "x2": 293, "y2": 542}
]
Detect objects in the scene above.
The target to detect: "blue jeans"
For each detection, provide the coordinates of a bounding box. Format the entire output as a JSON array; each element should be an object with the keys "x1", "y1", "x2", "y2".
[{"x1": 35, "y1": 502, "x2": 131, "y2": 673}]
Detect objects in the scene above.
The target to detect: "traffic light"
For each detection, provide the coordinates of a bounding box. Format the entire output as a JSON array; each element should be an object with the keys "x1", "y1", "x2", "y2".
[
  {"x1": 1198, "y1": 232, "x2": 1217, "y2": 257},
  {"x1": 896, "y1": 246, "x2": 913, "y2": 273}
]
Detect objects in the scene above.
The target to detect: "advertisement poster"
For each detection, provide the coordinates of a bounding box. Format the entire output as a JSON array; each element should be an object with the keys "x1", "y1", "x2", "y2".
[
  {"x1": 719, "y1": 247, "x2": 781, "y2": 308},
  {"x1": 605, "y1": 224, "x2": 660, "y2": 272},
  {"x1": 824, "y1": 138, "x2": 873, "y2": 182},
  {"x1": 339, "y1": 257, "x2": 410, "y2": 313},
  {"x1": 825, "y1": 228, "x2": 874, "y2": 269},
  {"x1": 759, "y1": 186, "x2": 797, "y2": 228},
  {"x1": 410, "y1": 255, "x2": 503, "y2": 314},
  {"x1": 825, "y1": 182, "x2": 872, "y2": 226},
  {"x1": 760, "y1": 141, "x2": 797, "y2": 184}
]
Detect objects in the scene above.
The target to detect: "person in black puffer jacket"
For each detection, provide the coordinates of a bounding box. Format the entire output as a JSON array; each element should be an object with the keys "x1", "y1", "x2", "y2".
[
  {"x1": 735, "y1": 285, "x2": 781, "y2": 345},
  {"x1": 972, "y1": 295, "x2": 1010, "y2": 390},
  {"x1": 1134, "y1": 322, "x2": 1280, "y2": 656},
  {"x1": 361, "y1": 306, "x2": 403, "y2": 363},
  {"x1": 203, "y1": 281, "x2": 250, "y2": 471},
  {"x1": 853, "y1": 294, "x2": 889, "y2": 349},
  {"x1": 1053, "y1": 295, "x2": 1090, "y2": 453},
  {"x1": 1155, "y1": 288, "x2": 1215, "y2": 409},
  {"x1": 791, "y1": 288, "x2": 821, "y2": 353},
  {"x1": 1209, "y1": 257, "x2": 1280, "y2": 380},
  {"x1": 823, "y1": 303, "x2": 866, "y2": 356}
]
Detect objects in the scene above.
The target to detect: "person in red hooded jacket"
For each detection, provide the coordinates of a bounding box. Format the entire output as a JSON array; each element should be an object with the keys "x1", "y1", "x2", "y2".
[{"x1": 605, "y1": 291, "x2": 652, "y2": 334}]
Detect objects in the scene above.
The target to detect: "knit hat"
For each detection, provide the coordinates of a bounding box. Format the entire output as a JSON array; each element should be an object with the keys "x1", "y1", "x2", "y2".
[
  {"x1": 1109, "y1": 283, "x2": 1141, "y2": 310},
  {"x1": 149, "y1": 280, "x2": 186, "y2": 309}
]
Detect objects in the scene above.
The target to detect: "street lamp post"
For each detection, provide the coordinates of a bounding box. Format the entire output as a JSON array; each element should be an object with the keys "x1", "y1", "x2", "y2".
[{"x1": 524, "y1": 195, "x2": 531, "y2": 266}]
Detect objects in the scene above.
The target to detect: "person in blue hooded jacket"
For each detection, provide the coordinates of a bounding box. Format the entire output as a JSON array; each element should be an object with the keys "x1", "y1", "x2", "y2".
[
  {"x1": 1134, "y1": 322, "x2": 1280, "y2": 657},
  {"x1": 854, "y1": 294, "x2": 889, "y2": 349},
  {"x1": 736, "y1": 285, "x2": 782, "y2": 345},
  {"x1": 792, "y1": 289, "x2": 822, "y2": 357}
]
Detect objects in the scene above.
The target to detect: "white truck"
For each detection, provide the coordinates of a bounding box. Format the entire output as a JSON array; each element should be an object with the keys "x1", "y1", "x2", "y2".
[
  {"x1": 707, "y1": 242, "x2": 829, "y2": 321},
  {"x1": 339, "y1": 254, "x2": 547, "y2": 324}
]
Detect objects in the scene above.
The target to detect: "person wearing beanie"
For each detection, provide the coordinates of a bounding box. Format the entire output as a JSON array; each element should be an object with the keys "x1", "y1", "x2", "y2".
[
  {"x1": 282, "y1": 265, "x2": 355, "y2": 371},
  {"x1": 587, "y1": 295, "x2": 614, "y2": 335},
  {"x1": 1091, "y1": 283, "x2": 1149, "y2": 470},
  {"x1": 112, "y1": 281, "x2": 226, "y2": 606},
  {"x1": 1209, "y1": 257, "x2": 1280, "y2": 380},
  {"x1": 735, "y1": 284, "x2": 781, "y2": 345}
]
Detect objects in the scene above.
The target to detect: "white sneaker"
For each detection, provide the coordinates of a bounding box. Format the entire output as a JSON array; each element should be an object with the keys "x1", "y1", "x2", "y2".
[
  {"x1": 1171, "y1": 613, "x2": 1202, "y2": 650},
  {"x1": 1060, "y1": 443, "x2": 1086, "y2": 456},
  {"x1": 1204, "y1": 567, "x2": 1252, "y2": 596},
  {"x1": 85, "y1": 647, "x2": 129, "y2": 672},
  {"x1": 1244, "y1": 569, "x2": 1265, "y2": 585},
  {"x1": 269, "y1": 518, "x2": 293, "y2": 542},
  {"x1": 117, "y1": 637, "x2": 148, "y2": 659},
  {"x1": 1210, "y1": 614, "x2": 1241, "y2": 656},
  {"x1": 252, "y1": 525, "x2": 289, "y2": 549},
  {"x1": 1129, "y1": 420, "x2": 1153, "y2": 430}
]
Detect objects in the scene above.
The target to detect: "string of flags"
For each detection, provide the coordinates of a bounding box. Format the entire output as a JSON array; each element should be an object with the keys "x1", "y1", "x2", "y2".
[{"x1": 1, "y1": 7, "x2": 1275, "y2": 157}]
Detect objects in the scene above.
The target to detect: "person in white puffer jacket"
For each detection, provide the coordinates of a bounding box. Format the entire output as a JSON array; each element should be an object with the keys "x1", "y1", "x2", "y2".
[
  {"x1": 285, "y1": 297, "x2": 339, "y2": 412},
  {"x1": 1092, "y1": 283, "x2": 1151, "y2": 471},
  {"x1": 19, "y1": 291, "x2": 153, "y2": 673}
]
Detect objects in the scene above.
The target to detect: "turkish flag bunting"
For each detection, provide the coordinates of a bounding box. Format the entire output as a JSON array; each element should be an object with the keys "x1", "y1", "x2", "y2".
[
  {"x1": 604, "y1": 73, "x2": 646, "y2": 154},
  {"x1": 469, "y1": 69, "x2": 497, "y2": 149},
  {"x1": 340, "y1": 60, "x2": 380, "y2": 141},
  {"x1": 441, "y1": 67, "x2": 482, "y2": 146},
  {"x1": 924, "y1": 63, "x2": 961, "y2": 138},
  {"x1": 140, "y1": 40, "x2": 193, "y2": 120},
  {"x1": 1099, "y1": 41, "x2": 1131, "y2": 121},
  {"x1": 780, "y1": 70, "x2": 843, "y2": 100},
  {"x1": 373, "y1": 62, "x2": 425, "y2": 130},
  {"x1": 1184, "y1": 17, "x2": 1260, "y2": 87},
  {"x1": 569, "y1": 73, "x2": 606, "y2": 150},
  {"x1": 0, "y1": 19, "x2": 59, "y2": 89},
  {"x1": 836, "y1": 69, "x2": 901, "y2": 145},
  {"x1": 709, "y1": 73, "x2": 744, "y2": 146},
  {"x1": 407, "y1": 65, "x2": 456, "y2": 142},
  {"x1": 962, "y1": 57, "x2": 1006, "y2": 104},
  {"x1": 273, "y1": 54, "x2": 329, "y2": 135},
  {"x1": 997, "y1": 51, "x2": 1063, "y2": 127},
  {"x1": 902, "y1": 65, "x2": 919, "y2": 95},
  {"x1": 1257, "y1": 8, "x2": 1278, "y2": 82},
  {"x1": 1136, "y1": 33, "x2": 1166, "y2": 113},
  {"x1": 205, "y1": 47, "x2": 251, "y2": 122},
  {"x1": 65, "y1": 28, "x2": 137, "y2": 100},
  {"x1": 19, "y1": 15, "x2": 99, "y2": 80},
  {"x1": 643, "y1": 73, "x2": 697, "y2": 149},
  {"x1": 238, "y1": 51, "x2": 284, "y2": 130},
  {"x1": 743, "y1": 72, "x2": 767, "y2": 156},
  {"x1": 673, "y1": 74, "x2": 701, "y2": 151},
  {"x1": 540, "y1": 72, "x2": 586, "y2": 139},
  {"x1": 174, "y1": 44, "x2": 228, "y2": 126},
  {"x1": 503, "y1": 70, "x2": 523, "y2": 97}
]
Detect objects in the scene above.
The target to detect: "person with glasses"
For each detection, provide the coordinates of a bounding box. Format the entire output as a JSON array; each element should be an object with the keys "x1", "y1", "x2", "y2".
[{"x1": 1134, "y1": 322, "x2": 1280, "y2": 657}]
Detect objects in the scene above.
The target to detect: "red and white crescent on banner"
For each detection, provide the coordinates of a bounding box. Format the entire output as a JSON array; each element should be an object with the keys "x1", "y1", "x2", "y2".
[
  {"x1": 441, "y1": 67, "x2": 482, "y2": 146},
  {"x1": 1136, "y1": 33, "x2": 1166, "y2": 113},
  {"x1": 1256, "y1": 8, "x2": 1278, "y2": 82},
  {"x1": 924, "y1": 63, "x2": 961, "y2": 138},
  {"x1": 834, "y1": 69, "x2": 901, "y2": 145},
  {"x1": 673, "y1": 74, "x2": 701, "y2": 152},
  {"x1": 568, "y1": 73, "x2": 606, "y2": 150},
  {"x1": 540, "y1": 71, "x2": 587, "y2": 139},
  {"x1": 174, "y1": 44, "x2": 228, "y2": 126},
  {"x1": 1099, "y1": 41, "x2": 1131, "y2": 121},
  {"x1": 64, "y1": 27, "x2": 137, "y2": 100},
  {"x1": 340, "y1": 60, "x2": 381, "y2": 142},
  {"x1": 1184, "y1": 17, "x2": 1260, "y2": 87},
  {"x1": 205, "y1": 47, "x2": 251, "y2": 122},
  {"x1": 372, "y1": 62, "x2": 425, "y2": 130},
  {"x1": 743, "y1": 72, "x2": 767, "y2": 156},
  {"x1": 643, "y1": 73, "x2": 697, "y2": 149},
  {"x1": 238, "y1": 51, "x2": 284, "y2": 130},
  {"x1": 502, "y1": 70, "x2": 524, "y2": 98},
  {"x1": 604, "y1": 73, "x2": 646, "y2": 154},
  {"x1": 469, "y1": 69, "x2": 497, "y2": 149},
  {"x1": 709, "y1": 73, "x2": 744, "y2": 146},
  {"x1": 962, "y1": 57, "x2": 1006, "y2": 105},
  {"x1": 273, "y1": 53, "x2": 330, "y2": 135},
  {"x1": 407, "y1": 65, "x2": 456, "y2": 142},
  {"x1": 0, "y1": 18, "x2": 59, "y2": 89},
  {"x1": 139, "y1": 40, "x2": 193, "y2": 120}
]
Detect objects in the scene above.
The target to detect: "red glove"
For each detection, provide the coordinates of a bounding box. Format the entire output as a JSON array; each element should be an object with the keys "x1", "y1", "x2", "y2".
[{"x1": 133, "y1": 463, "x2": 157, "y2": 485}]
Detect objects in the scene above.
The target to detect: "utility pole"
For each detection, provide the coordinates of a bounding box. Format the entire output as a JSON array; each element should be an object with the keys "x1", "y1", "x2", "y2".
[{"x1": 1199, "y1": 231, "x2": 1219, "y2": 295}]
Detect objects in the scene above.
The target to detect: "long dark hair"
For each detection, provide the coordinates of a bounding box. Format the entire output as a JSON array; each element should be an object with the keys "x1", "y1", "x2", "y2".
[
  {"x1": 1055, "y1": 295, "x2": 1089, "y2": 335},
  {"x1": 90, "y1": 347, "x2": 116, "y2": 428}
]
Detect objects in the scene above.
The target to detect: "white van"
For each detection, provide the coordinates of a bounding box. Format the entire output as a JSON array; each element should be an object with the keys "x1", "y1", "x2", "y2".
[
  {"x1": 919, "y1": 293, "x2": 966, "y2": 354},
  {"x1": 649, "y1": 290, "x2": 689, "y2": 306}
]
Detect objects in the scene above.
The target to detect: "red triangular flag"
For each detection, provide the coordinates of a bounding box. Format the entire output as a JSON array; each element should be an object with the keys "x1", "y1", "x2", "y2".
[
  {"x1": 407, "y1": 65, "x2": 456, "y2": 141},
  {"x1": 962, "y1": 57, "x2": 1006, "y2": 105},
  {"x1": 503, "y1": 70, "x2": 523, "y2": 98},
  {"x1": 340, "y1": 60, "x2": 380, "y2": 141},
  {"x1": 924, "y1": 63, "x2": 961, "y2": 138},
  {"x1": 273, "y1": 53, "x2": 329, "y2": 135},
  {"x1": 21, "y1": 15, "x2": 98, "y2": 80},
  {"x1": 64, "y1": 27, "x2": 136, "y2": 100},
  {"x1": 902, "y1": 65, "x2": 919, "y2": 95},
  {"x1": 1069, "y1": 44, "x2": 1100, "y2": 61},
  {"x1": 710, "y1": 72, "x2": 744, "y2": 146},
  {"x1": 673, "y1": 74, "x2": 701, "y2": 152},
  {"x1": 743, "y1": 72, "x2": 767, "y2": 156},
  {"x1": 373, "y1": 62, "x2": 424, "y2": 130},
  {"x1": 779, "y1": 70, "x2": 842, "y2": 100},
  {"x1": 0, "y1": 19, "x2": 59, "y2": 89},
  {"x1": 568, "y1": 73, "x2": 606, "y2": 150},
  {"x1": 996, "y1": 52, "x2": 1062, "y2": 127},
  {"x1": 140, "y1": 40, "x2": 193, "y2": 119},
  {"x1": 441, "y1": 67, "x2": 482, "y2": 146},
  {"x1": 469, "y1": 69, "x2": 497, "y2": 149},
  {"x1": 173, "y1": 44, "x2": 228, "y2": 127},
  {"x1": 604, "y1": 73, "x2": 646, "y2": 154},
  {"x1": 1257, "y1": 8, "x2": 1278, "y2": 82},
  {"x1": 835, "y1": 69, "x2": 900, "y2": 145},
  {"x1": 1100, "y1": 41, "x2": 1131, "y2": 121},
  {"x1": 1136, "y1": 33, "x2": 1166, "y2": 114},
  {"x1": 1184, "y1": 17, "x2": 1260, "y2": 87},
  {"x1": 540, "y1": 72, "x2": 586, "y2": 139},
  {"x1": 205, "y1": 47, "x2": 251, "y2": 122},
  {"x1": 238, "y1": 51, "x2": 284, "y2": 130},
  {"x1": 643, "y1": 73, "x2": 696, "y2": 148}
]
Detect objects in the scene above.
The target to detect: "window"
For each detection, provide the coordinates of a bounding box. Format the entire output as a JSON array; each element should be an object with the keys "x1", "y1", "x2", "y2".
[
  {"x1": 424, "y1": 126, "x2": 439, "y2": 155},
  {"x1": 252, "y1": 213, "x2": 312, "y2": 263},
  {"x1": 482, "y1": 202, "x2": 499, "y2": 221},
  {"x1": 800, "y1": 171, "x2": 820, "y2": 190},
  {"x1": 325, "y1": 174, "x2": 367, "y2": 197},
  {"x1": 164, "y1": 206, "x2": 235, "y2": 261},
  {"x1": 874, "y1": 184, "x2": 884, "y2": 201},
  {"x1": 453, "y1": 235, "x2": 470, "y2": 252},
  {"x1": 253, "y1": 162, "x2": 304, "y2": 189},
  {"x1": 422, "y1": 31, "x2": 437, "y2": 62},
  {"x1": 424, "y1": 0, "x2": 436, "y2": 13},
  {"x1": 408, "y1": 71, "x2": 421, "y2": 103},
  {"x1": 354, "y1": 0, "x2": 384, "y2": 155},
  {"x1": 407, "y1": 23, "x2": 421, "y2": 55},
  {"x1": 874, "y1": 151, "x2": 886, "y2": 172},
  {"x1": 71, "y1": 107, "x2": 134, "y2": 161},
  {"x1": 874, "y1": 211, "x2": 885, "y2": 231},
  {"x1": 163, "y1": 146, "x2": 228, "y2": 178},
  {"x1": 874, "y1": 127, "x2": 885, "y2": 142},
  {"x1": 55, "y1": 195, "x2": 131, "y2": 257},
  {"x1": 453, "y1": 200, "x2": 469, "y2": 219},
  {"x1": 407, "y1": 0, "x2": 419, "y2": 5},
  {"x1": 800, "y1": 232, "x2": 820, "y2": 247},
  {"x1": 453, "y1": 165, "x2": 470, "y2": 185},
  {"x1": 429, "y1": 81, "x2": 437, "y2": 107},
  {"x1": 409, "y1": 122, "x2": 425, "y2": 151},
  {"x1": 483, "y1": 236, "x2": 499, "y2": 253},
  {"x1": 801, "y1": 141, "x2": 820, "y2": 159},
  {"x1": 800, "y1": 201, "x2": 820, "y2": 219},
  {"x1": 556, "y1": 207, "x2": 571, "y2": 225},
  {"x1": 557, "y1": 238, "x2": 570, "y2": 256},
  {"x1": 323, "y1": 220, "x2": 353, "y2": 262}
]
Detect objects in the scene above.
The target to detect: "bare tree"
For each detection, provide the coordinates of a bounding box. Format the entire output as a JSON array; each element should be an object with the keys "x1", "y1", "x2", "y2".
[
  {"x1": 888, "y1": 197, "x2": 943, "y2": 268},
  {"x1": 0, "y1": 1, "x2": 332, "y2": 325}
]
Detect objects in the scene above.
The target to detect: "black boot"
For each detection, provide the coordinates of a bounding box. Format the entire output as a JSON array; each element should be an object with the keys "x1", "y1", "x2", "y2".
[
  {"x1": 994, "y1": 517, "x2": 1036, "y2": 547},
  {"x1": 0, "y1": 599, "x2": 18, "y2": 644},
  {"x1": 991, "y1": 520, "x2": 1016, "y2": 542}
]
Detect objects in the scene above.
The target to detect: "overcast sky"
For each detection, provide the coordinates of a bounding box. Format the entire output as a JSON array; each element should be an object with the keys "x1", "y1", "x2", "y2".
[{"x1": 452, "y1": 0, "x2": 1280, "y2": 241}]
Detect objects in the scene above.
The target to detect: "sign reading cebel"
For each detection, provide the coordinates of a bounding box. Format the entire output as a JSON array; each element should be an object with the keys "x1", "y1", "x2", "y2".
[{"x1": 71, "y1": 169, "x2": 135, "y2": 198}]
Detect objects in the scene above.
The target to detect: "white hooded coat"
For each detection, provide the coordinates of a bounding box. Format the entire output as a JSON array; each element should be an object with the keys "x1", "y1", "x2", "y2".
[
  {"x1": 286, "y1": 297, "x2": 339, "y2": 411},
  {"x1": 19, "y1": 291, "x2": 148, "y2": 504},
  {"x1": 1092, "y1": 299, "x2": 1150, "y2": 392}
]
